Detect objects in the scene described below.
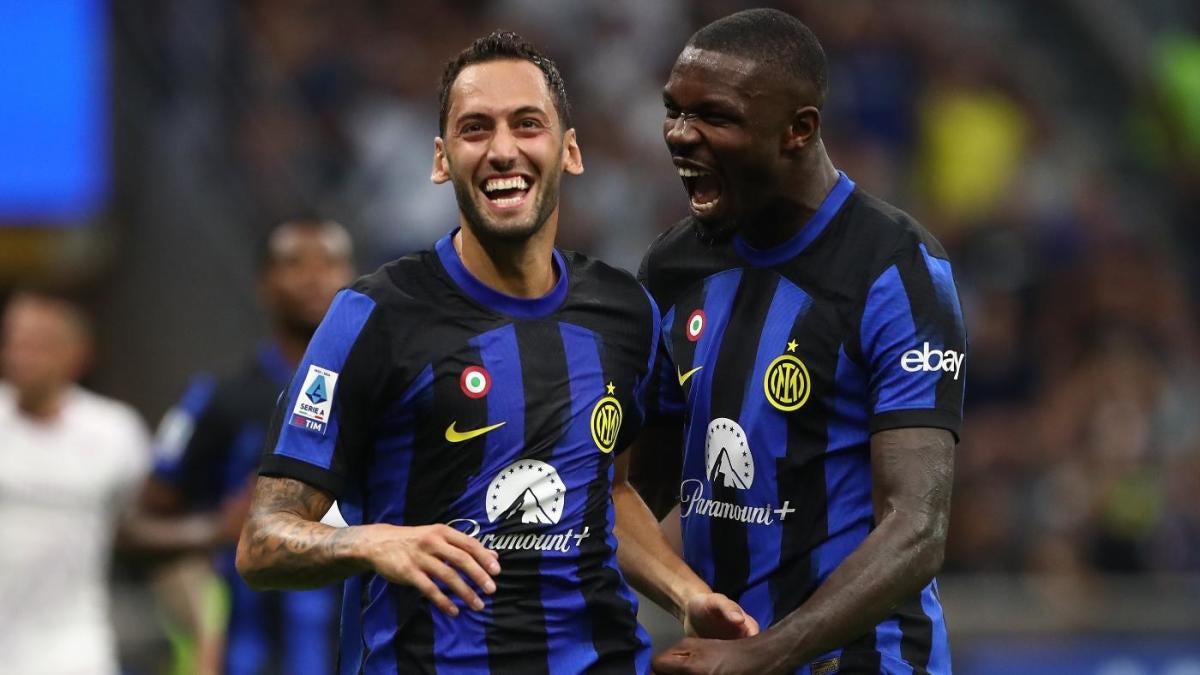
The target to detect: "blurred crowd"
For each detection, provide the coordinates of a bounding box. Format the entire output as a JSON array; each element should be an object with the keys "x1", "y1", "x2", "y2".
[{"x1": 108, "y1": 0, "x2": 1200, "y2": 577}]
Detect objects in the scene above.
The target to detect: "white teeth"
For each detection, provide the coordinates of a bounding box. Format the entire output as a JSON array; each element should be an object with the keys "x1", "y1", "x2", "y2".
[
  {"x1": 491, "y1": 195, "x2": 525, "y2": 207},
  {"x1": 484, "y1": 176, "x2": 529, "y2": 193},
  {"x1": 677, "y1": 167, "x2": 711, "y2": 178},
  {"x1": 691, "y1": 196, "x2": 718, "y2": 211}
]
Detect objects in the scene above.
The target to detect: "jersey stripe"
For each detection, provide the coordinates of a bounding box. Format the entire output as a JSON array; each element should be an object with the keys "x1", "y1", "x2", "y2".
[
  {"x1": 861, "y1": 265, "x2": 933, "y2": 412},
  {"x1": 338, "y1": 576, "x2": 364, "y2": 675},
  {"x1": 360, "y1": 368, "x2": 430, "y2": 673},
  {"x1": 898, "y1": 594, "x2": 934, "y2": 673},
  {"x1": 709, "y1": 269, "x2": 778, "y2": 601},
  {"x1": 922, "y1": 580, "x2": 951, "y2": 673},
  {"x1": 480, "y1": 321, "x2": 554, "y2": 672},
  {"x1": 542, "y1": 322, "x2": 605, "y2": 672},
  {"x1": 282, "y1": 590, "x2": 338, "y2": 674},
  {"x1": 592, "y1": 328, "x2": 651, "y2": 674},
  {"x1": 768, "y1": 291, "x2": 837, "y2": 621},
  {"x1": 734, "y1": 275, "x2": 812, "y2": 627},
  {"x1": 681, "y1": 269, "x2": 742, "y2": 586},
  {"x1": 917, "y1": 243, "x2": 966, "y2": 414}
]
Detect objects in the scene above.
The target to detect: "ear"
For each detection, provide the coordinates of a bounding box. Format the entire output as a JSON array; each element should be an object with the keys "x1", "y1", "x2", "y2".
[
  {"x1": 783, "y1": 106, "x2": 822, "y2": 152},
  {"x1": 431, "y1": 137, "x2": 451, "y2": 184},
  {"x1": 562, "y1": 128, "x2": 584, "y2": 175}
]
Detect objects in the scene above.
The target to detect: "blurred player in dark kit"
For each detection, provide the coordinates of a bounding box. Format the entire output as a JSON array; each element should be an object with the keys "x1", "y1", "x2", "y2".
[
  {"x1": 636, "y1": 9, "x2": 966, "y2": 675},
  {"x1": 125, "y1": 220, "x2": 355, "y2": 675}
]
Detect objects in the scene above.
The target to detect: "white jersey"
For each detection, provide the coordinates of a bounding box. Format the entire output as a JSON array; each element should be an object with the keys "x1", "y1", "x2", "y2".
[{"x1": 0, "y1": 384, "x2": 150, "y2": 675}]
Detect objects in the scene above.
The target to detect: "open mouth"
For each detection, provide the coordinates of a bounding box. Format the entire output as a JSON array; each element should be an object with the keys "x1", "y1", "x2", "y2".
[
  {"x1": 677, "y1": 164, "x2": 722, "y2": 215},
  {"x1": 480, "y1": 174, "x2": 533, "y2": 209}
]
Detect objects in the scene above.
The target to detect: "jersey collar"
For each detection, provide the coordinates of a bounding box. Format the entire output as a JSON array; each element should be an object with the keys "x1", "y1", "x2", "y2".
[
  {"x1": 733, "y1": 171, "x2": 855, "y2": 267},
  {"x1": 435, "y1": 228, "x2": 569, "y2": 319}
]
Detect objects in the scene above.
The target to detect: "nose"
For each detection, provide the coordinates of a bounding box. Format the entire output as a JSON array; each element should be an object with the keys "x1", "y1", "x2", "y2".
[
  {"x1": 664, "y1": 114, "x2": 700, "y2": 151},
  {"x1": 487, "y1": 124, "x2": 519, "y2": 171}
]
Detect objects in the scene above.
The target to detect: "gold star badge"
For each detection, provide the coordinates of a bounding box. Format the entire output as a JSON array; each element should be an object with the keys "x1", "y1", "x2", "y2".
[
  {"x1": 606, "y1": 382, "x2": 616, "y2": 395},
  {"x1": 786, "y1": 339, "x2": 798, "y2": 353}
]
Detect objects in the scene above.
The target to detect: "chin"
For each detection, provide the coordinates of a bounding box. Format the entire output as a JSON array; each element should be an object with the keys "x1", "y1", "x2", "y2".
[{"x1": 692, "y1": 214, "x2": 739, "y2": 243}]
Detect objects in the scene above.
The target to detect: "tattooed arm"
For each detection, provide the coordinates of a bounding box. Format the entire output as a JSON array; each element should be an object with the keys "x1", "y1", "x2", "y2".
[{"x1": 236, "y1": 476, "x2": 501, "y2": 615}]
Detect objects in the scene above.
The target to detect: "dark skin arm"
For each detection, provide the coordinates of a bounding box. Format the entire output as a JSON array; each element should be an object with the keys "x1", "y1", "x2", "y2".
[
  {"x1": 653, "y1": 427, "x2": 954, "y2": 675},
  {"x1": 236, "y1": 476, "x2": 501, "y2": 616}
]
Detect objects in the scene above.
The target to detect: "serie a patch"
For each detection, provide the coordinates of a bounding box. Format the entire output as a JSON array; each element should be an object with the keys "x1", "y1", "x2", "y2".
[{"x1": 289, "y1": 364, "x2": 339, "y2": 434}]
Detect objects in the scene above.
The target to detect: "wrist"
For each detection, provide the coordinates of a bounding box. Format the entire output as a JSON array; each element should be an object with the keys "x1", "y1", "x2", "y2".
[{"x1": 341, "y1": 524, "x2": 382, "y2": 571}]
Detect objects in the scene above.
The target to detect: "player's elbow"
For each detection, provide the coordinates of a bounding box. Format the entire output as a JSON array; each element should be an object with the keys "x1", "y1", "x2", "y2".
[
  {"x1": 234, "y1": 519, "x2": 272, "y2": 590},
  {"x1": 909, "y1": 510, "x2": 949, "y2": 582}
]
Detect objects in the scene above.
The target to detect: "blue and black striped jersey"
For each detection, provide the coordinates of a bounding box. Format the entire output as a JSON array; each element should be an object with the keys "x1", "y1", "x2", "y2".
[
  {"x1": 260, "y1": 229, "x2": 658, "y2": 674},
  {"x1": 639, "y1": 173, "x2": 965, "y2": 675},
  {"x1": 153, "y1": 345, "x2": 339, "y2": 675}
]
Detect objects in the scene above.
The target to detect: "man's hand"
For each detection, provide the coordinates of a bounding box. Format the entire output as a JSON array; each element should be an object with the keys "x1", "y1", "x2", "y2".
[
  {"x1": 362, "y1": 523, "x2": 501, "y2": 616},
  {"x1": 653, "y1": 636, "x2": 781, "y2": 675},
  {"x1": 683, "y1": 593, "x2": 759, "y2": 638}
]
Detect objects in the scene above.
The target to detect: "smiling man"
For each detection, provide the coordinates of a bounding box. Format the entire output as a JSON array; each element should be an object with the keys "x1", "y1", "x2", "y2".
[
  {"x1": 236, "y1": 31, "x2": 752, "y2": 674},
  {"x1": 636, "y1": 9, "x2": 967, "y2": 675}
]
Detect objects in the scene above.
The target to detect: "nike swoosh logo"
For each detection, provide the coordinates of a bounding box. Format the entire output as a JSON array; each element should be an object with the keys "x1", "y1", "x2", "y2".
[
  {"x1": 445, "y1": 421, "x2": 507, "y2": 443},
  {"x1": 677, "y1": 366, "x2": 703, "y2": 386}
]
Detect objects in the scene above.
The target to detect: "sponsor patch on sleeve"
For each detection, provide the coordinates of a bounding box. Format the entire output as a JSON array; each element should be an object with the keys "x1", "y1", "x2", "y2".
[{"x1": 289, "y1": 365, "x2": 339, "y2": 435}]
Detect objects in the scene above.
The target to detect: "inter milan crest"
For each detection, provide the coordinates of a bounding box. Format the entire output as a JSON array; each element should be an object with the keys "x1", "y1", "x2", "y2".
[
  {"x1": 764, "y1": 339, "x2": 811, "y2": 412},
  {"x1": 460, "y1": 365, "x2": 492, "y2": 399},
  {"x1": 685, "y1": 309, "x2": 706, "y2": 342},
  {"x1": 590, "y1": 382, "x2": 623, "y2": 453}
]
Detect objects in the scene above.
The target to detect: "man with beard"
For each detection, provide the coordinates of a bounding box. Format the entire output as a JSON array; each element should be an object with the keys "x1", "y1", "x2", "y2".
[
  {"x1": 636, "y1": 9, "x2": 966, "y2": 675},
  {"x1": 125, "y1": 219, "x2": 355, "y2": 675},
  {"x1": 236, "y1": 31, "x2": 755, "y2": 675}
]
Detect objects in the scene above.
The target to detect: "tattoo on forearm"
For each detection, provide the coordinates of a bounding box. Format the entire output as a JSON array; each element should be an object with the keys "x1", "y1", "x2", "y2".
[{"x1": 239, "y1": 477, "x2": 363, "y2": 589}]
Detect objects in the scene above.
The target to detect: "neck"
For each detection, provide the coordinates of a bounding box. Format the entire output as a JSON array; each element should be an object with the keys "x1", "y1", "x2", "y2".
[
  {"x1": 740, "y1": 144, "x2": 840, "y2": 250},
  {"x1": 455, "y1": 217, "x2": 559, "y2": 299},
  {"x1": 272, "y1": 329, "x2": 310, "y2": 368},
  {"x1": 16, "y1": 385, "x2": 68, "y2": 421}
]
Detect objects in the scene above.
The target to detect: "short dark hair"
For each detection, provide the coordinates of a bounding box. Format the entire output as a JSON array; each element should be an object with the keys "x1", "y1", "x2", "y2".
[
  {"x1": 438, "y1": 30, "x2": 571, "y2": 136},
  {"x1": 255, "y1": 219, "x2": 351, "y2": 272},
  {"x1": 688, "y1": 9, "x2": 828, "y2": 106}
]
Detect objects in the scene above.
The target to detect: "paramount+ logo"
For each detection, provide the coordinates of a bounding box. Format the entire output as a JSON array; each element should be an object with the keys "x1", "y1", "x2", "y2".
[{"x1": 901, "y1": 342, "x2": 964, "y2": 381}]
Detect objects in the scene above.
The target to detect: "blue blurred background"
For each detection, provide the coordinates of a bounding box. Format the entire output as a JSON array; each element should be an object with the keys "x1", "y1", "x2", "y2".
[{"x1": 2, "y1": 1, "x2": 1199, "y2": 673}]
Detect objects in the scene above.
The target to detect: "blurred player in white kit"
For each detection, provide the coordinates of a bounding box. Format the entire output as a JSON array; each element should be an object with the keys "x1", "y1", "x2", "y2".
[{"x1": 0, "y1": 290, "x2": 150, "y2": 675}]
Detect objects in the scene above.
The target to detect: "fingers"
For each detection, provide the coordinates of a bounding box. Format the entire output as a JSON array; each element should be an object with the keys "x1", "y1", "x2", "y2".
[
  {"x1": 410, "y1": 571, "x2": 459, "y2": 616},
  {"x1": 440, "y1": 526, "x2": 502, "y2": 575},
  {"x1": 741, "y1": 613, "x2": 760, "y2": 637},
  {"x1": 435, "y1": 540, "x2": 498, "y2": 595},
  {"x1": 425, "y1": 556, "x2": 486, "y2": 612}
]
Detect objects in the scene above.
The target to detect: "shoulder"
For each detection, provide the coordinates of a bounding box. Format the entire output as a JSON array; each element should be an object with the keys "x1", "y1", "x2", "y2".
[
  {"x1": 840, "y1": 189, "x2": 950, "y2": 267},
  {"x1": 638, "y1": 218, "x2": 700, "y2": 286},
  {"x1": 71, "y1": 388, "x2": 149, "y2": 443},
  {"x1": 638, "y1": 218, "x2": 740, "y2": 309},
  {"x1": 562, "y1": 250, "x2": 656, "y2": 320}
]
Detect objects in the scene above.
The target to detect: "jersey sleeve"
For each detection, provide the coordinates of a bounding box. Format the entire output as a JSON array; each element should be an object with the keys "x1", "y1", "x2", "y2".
[
  {"x1": 620, "y1": 286, "x2": 664, "y2": 455},
  {"x1": 259, "y1": 288, "x2": 387, "y2": 496},
  {"x1": 152, "y1": 375, "x2": 251, "y2": 508},
  {"x1": 859, "y1": 240, "x2": 966, "y2": 439},
  {"x1": 150, "y1": 374, "x2": 217, "y2": 490}
]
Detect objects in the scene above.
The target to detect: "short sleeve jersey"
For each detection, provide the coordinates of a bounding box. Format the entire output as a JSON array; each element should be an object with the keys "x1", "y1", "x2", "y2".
[
  {"x1": 261, "y1": 230, "x2": 659, "y2": 675},
  {"x1": 638, "y1": 173, "x2": 966, "y2": 674}
]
